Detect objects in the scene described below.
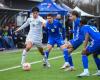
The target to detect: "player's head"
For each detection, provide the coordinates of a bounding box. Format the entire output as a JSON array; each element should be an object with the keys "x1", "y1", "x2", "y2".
[
  {"x1": 87, "y1": 19, "x2": 97, "y2": 26},
  {"x1": 71, "y1": 10, "x2": 80, "y2": 21},
  {"x1": 80, "y1": 18, "x2": 87, "y2": 26},
  {"x1": 31, "y1": 7, "x2": 39, "y2": 18},
  {"x1": 47, "y1": 14, "x2": 54, "y2": 23}
]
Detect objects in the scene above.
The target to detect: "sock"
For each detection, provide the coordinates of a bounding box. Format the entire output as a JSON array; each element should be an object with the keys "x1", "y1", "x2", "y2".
[
  {"x1": 63, "y1": 48, "x2": 69, "y2": 62},
  {"x1": 82, "y1": 55, "x2": 88, "y2": 72},
  {"x1": 21, "y1": 49, "x2": 27, "y2": 65},
  {"x1": 68, "y1": 55, "x2": 74, "y2": 67},
  {"x1": 93, "y1": 57, "x2": 100, "y2": 70},
  {"x1": 84, "y1": 69, "x2": 89, "y2": 73},
  {"x1": 44, "y1": 50, "x2": 49, "y2": 58}
]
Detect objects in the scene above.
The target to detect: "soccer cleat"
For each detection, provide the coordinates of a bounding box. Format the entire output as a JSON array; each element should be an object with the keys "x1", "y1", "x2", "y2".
[
  {"x1": 77, "y1": 72, "x2": 90, "y2": 77},
  {"x1": 43, "y1": 56, "x2": 51, "y2": 68},
  {"x1": 65, "y1": 67, "x2": 75, "y2": 71},
  {"x1": 92, "y1": 71, "x2": 100, "y2": 76},
  {"x1": 60, "y1": 62, "x2": 70, "y2": 69}
]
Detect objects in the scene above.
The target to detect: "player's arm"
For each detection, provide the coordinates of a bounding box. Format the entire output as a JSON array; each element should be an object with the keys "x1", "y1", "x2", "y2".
[
  {"x1": 40, "y1": 17, "x2": 46, "y2": 27},
  {"x1": 14, "y1": 18, "x2": 29, "y2": 33},
  {"x1": 42, "y1": 20, "x2": 46, "y2": 27},
  {"x1": 83, "y1": 33, "x2": 90, "y2": 49}
]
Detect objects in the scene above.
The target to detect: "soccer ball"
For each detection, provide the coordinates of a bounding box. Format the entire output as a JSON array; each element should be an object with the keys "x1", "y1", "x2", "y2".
[{"x1": 22, "y1": 63, "x2": 31, "y2": 71}]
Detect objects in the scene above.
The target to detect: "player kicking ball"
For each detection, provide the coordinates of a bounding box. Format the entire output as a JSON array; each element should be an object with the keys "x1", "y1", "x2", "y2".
[
  {"x1": 77, "y1": 19, "x2": 100, "y2": 77},
  {"x1": 15, "y1": 7, "x2": 48, "y2": 67}
]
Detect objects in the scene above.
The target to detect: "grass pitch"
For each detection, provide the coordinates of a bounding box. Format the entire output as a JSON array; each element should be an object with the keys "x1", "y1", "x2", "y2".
[{"x1": 0, "y1": 47, "x2": 100, "y2": 80}]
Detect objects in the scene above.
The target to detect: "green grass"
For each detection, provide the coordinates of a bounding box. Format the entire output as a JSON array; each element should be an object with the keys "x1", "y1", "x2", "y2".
[{"x1": 0, "y1": 47, "x2": 100, "y2": 80}]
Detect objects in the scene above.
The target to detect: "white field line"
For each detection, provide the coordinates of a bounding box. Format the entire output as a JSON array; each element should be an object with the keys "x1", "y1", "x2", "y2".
[{"x1": 0, "y1": 52, "x2": 80, "y2": 72}]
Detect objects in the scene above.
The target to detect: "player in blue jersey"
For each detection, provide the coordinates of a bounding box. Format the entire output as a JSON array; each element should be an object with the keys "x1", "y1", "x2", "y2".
[
  {"x1": 44, "y1": 14, "x2": 68, "y2": 67},
  {"x1": 60, "y1": 24, "x2": 85, "y2": 71},
  {"x1": 77, "y1": 19, "x2": 100, "y2": 77},
  {"x1": 61, "y1": 11, "x2": 81, "y2": 69}
]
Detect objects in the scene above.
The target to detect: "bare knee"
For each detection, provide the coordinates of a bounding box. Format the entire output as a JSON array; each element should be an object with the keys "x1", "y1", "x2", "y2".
[
  {"x1": 25, "y1": 42, "x2": 32, "y2": 51},
  {"x1": 47, "y1": 44, "x2": 52, "y2": 52},
  {"x1": 60, "y1": 44, "x2": 66, "y2": 50},
  {"x1": 38, "y1": 47, "x2": 44, "y2": 54}
]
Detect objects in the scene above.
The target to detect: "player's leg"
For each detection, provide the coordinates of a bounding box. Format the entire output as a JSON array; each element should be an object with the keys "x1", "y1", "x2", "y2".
[
  {"x1": 60, "y1": 41, "x2": 74, "y2": 69},
  {"x1": 37, "y1": 47, "x2": 50, "y2": 67},
  {"x1": 92, "y1": 53, "x2": 100, "y2": 76},
  {"x1": 21, "y1": 41, "x2": 33, "y2": 65},
  {"x1": 78, "y1": 42, "x2": 100, "y2": 77},
  {"x1": 44, "y1": 37, "x2": 54, "y2": 59},
  {"x1": 60, "y1": 43, "x2": 74, "y2": 70},
  {"x1": 57, "y1": 37, "x2": 74, "y2": 69},
  {"x1": 77, "y1": 46, "x2": 92, "y2": 77},
  {"x1": 44, "y1": 44, "x2": 53, "y2": 58},
  {"x1": 79, "y1": 51, "x2": 90, "y2": 76},
  {"x1": 43, "y1": 44, "x2": 53, "y2": 67}
]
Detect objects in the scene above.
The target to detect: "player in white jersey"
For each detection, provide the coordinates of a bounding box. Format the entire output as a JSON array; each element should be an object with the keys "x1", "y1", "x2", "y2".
[{"x1": 15, "y1": 7, "x2": 48, "y2": 67}]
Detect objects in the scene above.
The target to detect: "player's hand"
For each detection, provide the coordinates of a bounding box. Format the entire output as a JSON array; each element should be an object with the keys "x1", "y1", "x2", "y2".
[{"x1": 14, "y1": 29, "x2": 19, "y2": 34}]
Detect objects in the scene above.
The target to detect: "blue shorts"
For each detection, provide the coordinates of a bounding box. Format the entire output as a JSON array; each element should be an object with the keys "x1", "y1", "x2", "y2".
[
  {"x1": 69, "y1": 38, "x2": 83, "y2": 49},
  {"x1": 48, "y1": 37, "x2": 65, "y2": 47},
  {"x1": 86, "y1": 41, "x2": 100, "y2": 54}
]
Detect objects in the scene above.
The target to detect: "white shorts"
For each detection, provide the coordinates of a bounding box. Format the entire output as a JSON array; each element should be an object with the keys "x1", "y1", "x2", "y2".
[{"x1": 25, "y1": 35, "x2": 42, "y2": 48}]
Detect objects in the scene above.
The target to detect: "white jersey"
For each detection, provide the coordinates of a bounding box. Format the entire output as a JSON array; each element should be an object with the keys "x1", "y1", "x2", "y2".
[{"x1": 18, "y1": 16, "x2": 45, "y2": 46}]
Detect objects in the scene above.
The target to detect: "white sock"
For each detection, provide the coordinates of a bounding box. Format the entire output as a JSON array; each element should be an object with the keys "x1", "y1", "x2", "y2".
[
  {"x1": 70, "y1": 66, "x2": 74, "y2": 69},
  {"x1": 65, "y1": 62, "x2": 70, "y2": 65},
  {"x1": 84, "y1": 69, "x2": 89, "y2": 73},
  {"x1": 21, "y1": 49, "x2": 27, "y2": 65}
]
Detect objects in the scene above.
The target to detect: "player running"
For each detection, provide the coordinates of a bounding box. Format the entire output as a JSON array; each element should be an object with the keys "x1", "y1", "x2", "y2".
[
  {"x1": 77, "y1": 19, "x2": 100, "y2": 77},
  {"x1": 44, "y1": 14, "x2": 68, "y2": 67},
  {"x1": 15, "y1": 7, "x2": 48, "y2": 66}
]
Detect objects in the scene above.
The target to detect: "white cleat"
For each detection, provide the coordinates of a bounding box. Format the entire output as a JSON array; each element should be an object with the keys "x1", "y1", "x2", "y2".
[
  {"x1": 92, "y1": 71, "x2": 100, "y2": 76},
  {"x1": 43, "y1": 57, "x2": 50, "y2": 68},
  {"x1": 60, "y1": 62, "x2": 70, "y2": 69},
  {"x1": 77, "y1": 72, "x2": 90, "y2": 77},
  {"x1": 65, "y1": 67, "x2": 75, "y2": 71}
]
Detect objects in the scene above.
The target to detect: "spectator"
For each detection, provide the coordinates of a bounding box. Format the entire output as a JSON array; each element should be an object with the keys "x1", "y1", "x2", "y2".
[
  {"x1": 0, "y1": 27, "x2": 5, "y2": 51},
  {"x1": 65, "y1": 15, "x2": 73, "y2": 40},
  {"x1": 2, "y1": 25, "x2": 16, "y2": 49}
]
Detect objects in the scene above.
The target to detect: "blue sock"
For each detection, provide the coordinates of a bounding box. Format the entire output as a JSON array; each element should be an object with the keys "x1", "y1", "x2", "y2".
[
  {"x1": 82, "y1": 55, "x2": 88, "y2": 69},
  {"x1": 44, "y1": 50, "x2": 49, "y2": 58},
  {"x1": 93, "y1": 57, "x2": 100, "y2": 70},
  {"x1": 63, "y1": 48, "x2": 69, "y2": 62},
  {"x1": 68, "y1": 55, "x2": 74, "y2": 67}
]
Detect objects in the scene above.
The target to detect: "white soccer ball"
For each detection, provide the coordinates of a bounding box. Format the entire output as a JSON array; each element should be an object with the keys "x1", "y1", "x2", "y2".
[{"x1": 22, "y1": 63, "x2": 31, "y2": 71}]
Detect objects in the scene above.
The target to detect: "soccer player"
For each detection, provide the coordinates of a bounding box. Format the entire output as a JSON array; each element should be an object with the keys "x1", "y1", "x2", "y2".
[
  {"x1": 77, "y1": 19, "x2": 100, "y2": 77},
  {"x1": 44, "y1": 14, "x2": 68, "y2": 67},
  {"x1": 15, "y1": 7, "x2": 48, "y2": 66},
  {"x1": 61, "y1": 10, "x2": 81, "y2": 69}
]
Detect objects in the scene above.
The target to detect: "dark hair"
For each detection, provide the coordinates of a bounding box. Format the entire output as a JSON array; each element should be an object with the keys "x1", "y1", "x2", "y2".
[
  {"x1": 72, "y1": 10, "x2": 80, "y2": 17},
  {"x1": 32, "y1": 7, "x2": 39, "y2": 12},
  {"x1": 80, "y1": 18, "x2": 87, "y2": 25},
  {"x1": 87, "y1": 19, "x2": 97, "y2": 26},
  {"x1": 47, "y1": 14, "x2": 53, "y2": 17}
]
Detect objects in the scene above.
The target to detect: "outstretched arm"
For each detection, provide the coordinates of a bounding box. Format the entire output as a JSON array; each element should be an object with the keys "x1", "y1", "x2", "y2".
[{"x1": 15, "y1": 18, "x2": 29, "y2": 33}]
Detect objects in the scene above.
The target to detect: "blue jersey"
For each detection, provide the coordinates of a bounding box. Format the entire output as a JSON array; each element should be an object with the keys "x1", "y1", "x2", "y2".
[
  {"x1": 81, "y1": 25, "x2": 100, "y2": 42},
  {"x1": 69, "y1": 26, "x2": 85, "y2": 49},
  {"x1": 73, "y1": 18, "x2": 81, "y2": 38},
  {"x1": 46, "y1": 20, "x2": 62, "y2": 38}
]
